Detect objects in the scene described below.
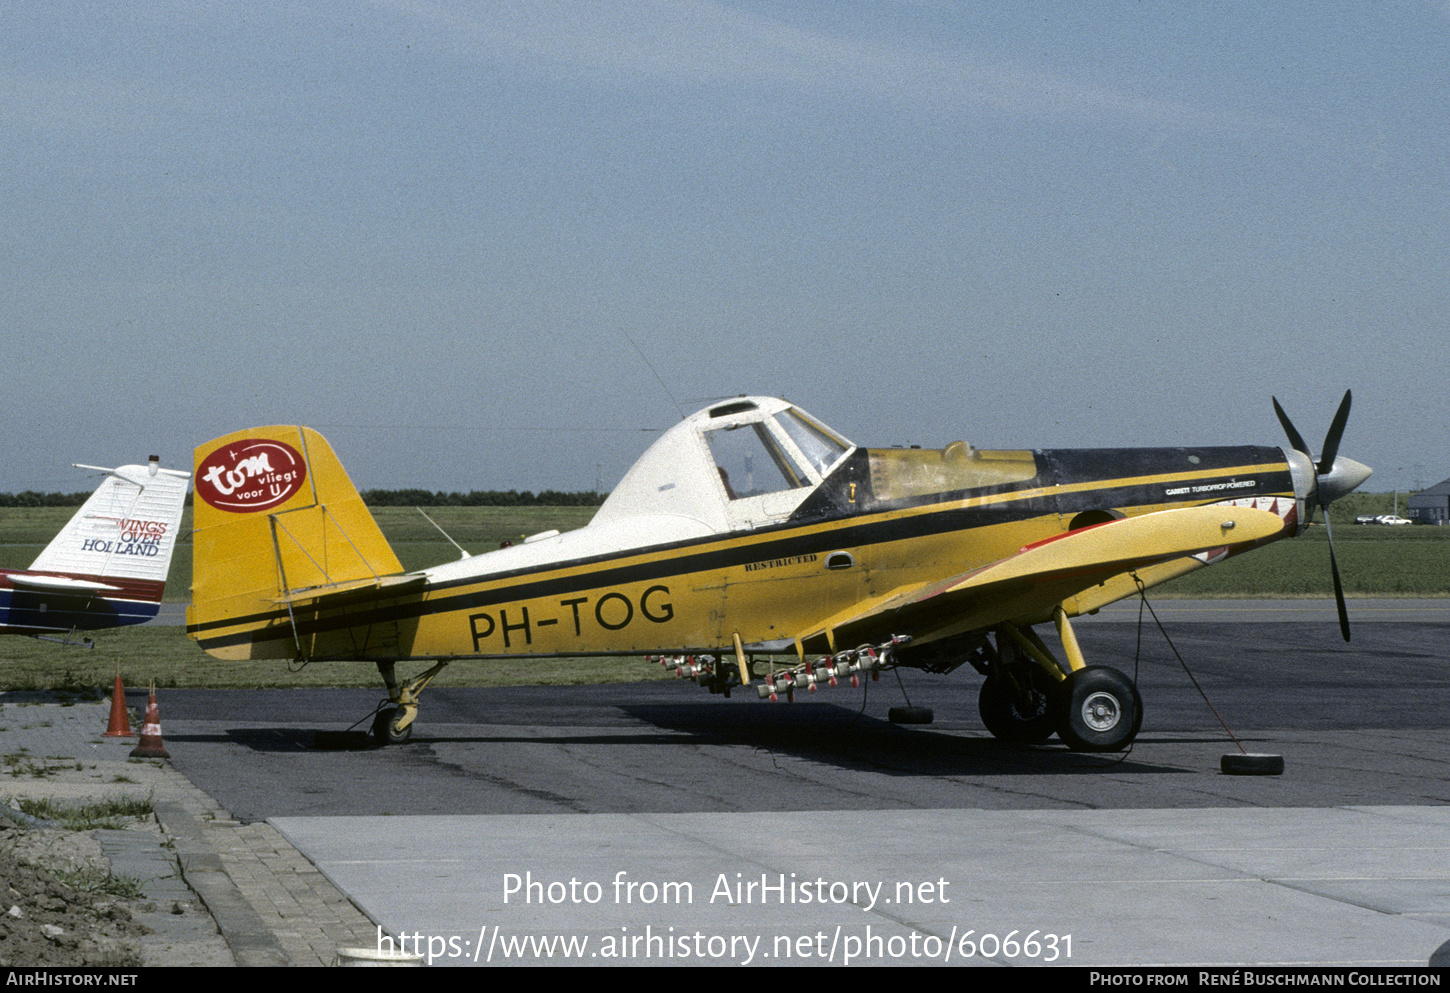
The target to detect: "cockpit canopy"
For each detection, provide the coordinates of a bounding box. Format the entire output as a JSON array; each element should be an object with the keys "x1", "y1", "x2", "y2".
[{"x1": 592, "y1": 397, "x2": 854, "y2": 535}]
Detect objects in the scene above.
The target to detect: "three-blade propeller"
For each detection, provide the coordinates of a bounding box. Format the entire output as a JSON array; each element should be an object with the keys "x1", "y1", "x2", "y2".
[{"x1": 1272, "y1": 390, "x2": 1363, "y2": 642}]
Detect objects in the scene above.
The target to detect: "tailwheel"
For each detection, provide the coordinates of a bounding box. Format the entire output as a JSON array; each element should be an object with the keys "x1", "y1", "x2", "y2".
[
  {"x1": 979, "y1": 666, "x2": 1058, "y2": 744},
  {"x1": 373, "y1": 659, "x2": 449, "y2": 746},
  {"x1": 1057, "y1": 665, "x2": 1142, "y2": 753},
  {"x1": 372, "y1": 705, "x2": 414, "y2": 746}
]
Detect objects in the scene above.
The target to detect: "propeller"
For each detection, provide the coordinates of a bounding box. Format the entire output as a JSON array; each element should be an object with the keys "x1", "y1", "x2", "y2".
[{"x1": 1271, "y1": 390, "x2": 1372, "y2": 641}]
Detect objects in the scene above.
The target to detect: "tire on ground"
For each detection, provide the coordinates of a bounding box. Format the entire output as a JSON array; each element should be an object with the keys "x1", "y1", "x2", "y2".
[
  {"x1": 1057, "y1": 666, "x2": 1142, "y2": 752},
  {"x1": 978, "y1": 670, "x2": 1058, "y2": 744}
]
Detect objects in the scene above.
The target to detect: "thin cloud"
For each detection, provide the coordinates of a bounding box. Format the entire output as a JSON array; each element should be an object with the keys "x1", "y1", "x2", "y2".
[{"x1": 368, "y1": 0, "x2": 1311, "y2": 141}]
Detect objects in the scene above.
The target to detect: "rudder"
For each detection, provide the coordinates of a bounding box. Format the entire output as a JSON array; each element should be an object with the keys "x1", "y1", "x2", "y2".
[{"x1": 187, "y1": 426, "x2": 403, "y2": 659}]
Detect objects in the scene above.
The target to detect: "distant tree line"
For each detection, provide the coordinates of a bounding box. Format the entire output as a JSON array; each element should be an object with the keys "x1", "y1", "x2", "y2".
[
  {"x1": 0, "y1": 491, "x2": 90, "y2": 507},
  {"x1": 360, "y1": 489, "x2": 605, "y2": 507},
  {"x1": 0, "y1": 489, "x2": 604, "y2": 508}
]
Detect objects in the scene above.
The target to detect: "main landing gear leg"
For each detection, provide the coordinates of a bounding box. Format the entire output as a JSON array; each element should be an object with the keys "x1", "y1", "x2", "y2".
[
  {"x1": 373, "y1": 659, "x2": 450, "y2": 745},
  {"x1": 1051, "y1": 609, "x2": 1142, "y2": 753},
  {"x1": 977, "y1": 611, "x2": 1143, "y2": 753}
]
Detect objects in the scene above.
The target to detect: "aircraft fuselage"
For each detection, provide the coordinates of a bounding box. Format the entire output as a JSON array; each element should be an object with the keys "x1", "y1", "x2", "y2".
[{"x1": 190, "y1": 443, "x2": 1294, "y2": 662}]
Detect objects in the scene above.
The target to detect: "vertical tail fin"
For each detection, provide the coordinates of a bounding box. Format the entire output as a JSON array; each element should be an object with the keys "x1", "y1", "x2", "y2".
[
  {"x1": 3, "y1": 456, "x2": 191, "y2": 633},
  {"x1": 187, "y1": 426, "x2": 404, "y2": 659}
]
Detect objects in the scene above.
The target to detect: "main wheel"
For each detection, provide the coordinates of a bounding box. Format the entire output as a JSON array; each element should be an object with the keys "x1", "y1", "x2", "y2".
[
  {"x1": 371, "y1": 707, "x2": 414, "y2": 746},
  {"x1": 1057, "y1": 666, "x2": 1142, "y2": 752},
  {"x1": 978, "y1": 667, "x2": 1058, "y2": 744}
]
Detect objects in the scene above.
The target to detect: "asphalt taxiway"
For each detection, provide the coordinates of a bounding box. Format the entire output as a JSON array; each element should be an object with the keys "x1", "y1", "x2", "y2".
[{"x1": 137, "y1": 600, "x2": 1450, "y2": 967}]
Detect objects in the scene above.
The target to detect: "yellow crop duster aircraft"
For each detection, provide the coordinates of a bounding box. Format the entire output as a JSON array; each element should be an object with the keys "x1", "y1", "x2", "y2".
[{"x1": 187, "y1": 393, "x2": 1369, "y2": 749}]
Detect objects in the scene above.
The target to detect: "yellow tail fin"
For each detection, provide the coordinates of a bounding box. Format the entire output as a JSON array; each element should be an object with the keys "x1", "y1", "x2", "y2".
[{"x1": 187, "y1": 426, "x2": 403, "y2": 659}]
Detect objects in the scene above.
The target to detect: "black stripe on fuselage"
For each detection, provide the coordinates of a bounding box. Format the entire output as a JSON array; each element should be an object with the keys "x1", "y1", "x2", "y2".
[{"x1": 192, "y1": 446, "x2": 1291, "y2": 649}]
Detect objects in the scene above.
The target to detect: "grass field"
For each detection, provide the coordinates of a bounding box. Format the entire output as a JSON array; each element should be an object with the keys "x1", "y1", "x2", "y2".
[
  {"x1": 1, "y1": 501, "x2": 1444, "y2": 691},
  {"x1": 1160, "y1": 525, "x2": 1450, "y2": 596}
]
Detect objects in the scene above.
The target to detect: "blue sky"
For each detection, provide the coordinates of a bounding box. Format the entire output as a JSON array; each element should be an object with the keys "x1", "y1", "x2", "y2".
[{"x1": 4, "y1": 2, "x2": 1446, "y2": 494}]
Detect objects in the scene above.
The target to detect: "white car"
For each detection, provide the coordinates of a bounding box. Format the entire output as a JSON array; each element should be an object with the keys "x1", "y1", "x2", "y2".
[{"x1": 1376, "y1": 515, "x2": 1413, "y2": 525}]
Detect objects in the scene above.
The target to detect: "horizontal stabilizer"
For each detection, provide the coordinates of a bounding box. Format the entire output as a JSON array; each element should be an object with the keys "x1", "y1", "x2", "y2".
[
  {"x1": 2, "y1": 573, "x2": 122, "y2": 592},
  {"x1": 272, "y1": 573, "x2": 426, "y2": 606}
]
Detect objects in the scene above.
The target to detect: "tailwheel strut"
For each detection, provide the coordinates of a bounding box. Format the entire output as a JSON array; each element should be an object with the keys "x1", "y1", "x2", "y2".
[{"x1": 373, "y1": 659, "x2": 450, "y2": 745}]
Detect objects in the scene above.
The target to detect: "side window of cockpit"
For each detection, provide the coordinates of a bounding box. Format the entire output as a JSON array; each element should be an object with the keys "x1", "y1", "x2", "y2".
[{"x1": 705, "y1": 424, "x2": 805, "y2": 500}]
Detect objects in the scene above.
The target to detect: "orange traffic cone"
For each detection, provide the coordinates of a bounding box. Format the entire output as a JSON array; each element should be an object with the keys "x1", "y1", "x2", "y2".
[
  {"x1": 102, "y1": 669, "x2": 133, "y2": 738},
  {"x1": 129, "y1": 684, "x2": 170, "y2": 759}
]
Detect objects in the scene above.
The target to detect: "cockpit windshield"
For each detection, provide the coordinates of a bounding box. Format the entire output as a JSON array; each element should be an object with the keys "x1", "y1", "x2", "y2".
[{"x1": 772, "y1": 408, "x2": 851, "y2": 477}]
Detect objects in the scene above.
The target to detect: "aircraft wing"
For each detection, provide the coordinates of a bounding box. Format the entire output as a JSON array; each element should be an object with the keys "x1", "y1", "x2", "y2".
[{"x1": 795, "y1": 504, "x2": 1286, "y2": 655}]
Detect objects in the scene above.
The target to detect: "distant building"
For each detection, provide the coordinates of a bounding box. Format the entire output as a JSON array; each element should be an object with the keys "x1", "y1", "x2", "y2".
[{"x1": 1407, "y1": 478, "x2": 1450, "y2": 524}]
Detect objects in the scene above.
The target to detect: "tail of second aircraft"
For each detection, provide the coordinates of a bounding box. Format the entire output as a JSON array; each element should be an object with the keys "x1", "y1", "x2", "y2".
[
  {"x1": 187, "y1": 426, "x2": 405, "y2": 660},
  {"x1": 1, "y1": 457, "x2": 191, "y2": 636}
]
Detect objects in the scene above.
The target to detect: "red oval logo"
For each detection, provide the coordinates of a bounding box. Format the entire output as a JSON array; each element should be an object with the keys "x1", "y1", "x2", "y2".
[{"x1": 197, "y1": 439, "x2": 308, "y2": 513}]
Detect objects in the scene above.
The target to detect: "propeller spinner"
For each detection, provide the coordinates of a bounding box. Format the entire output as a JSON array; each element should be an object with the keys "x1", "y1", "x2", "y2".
[{"x1": 1272, "y1": 390, "x2": 1373, "y2": 641}]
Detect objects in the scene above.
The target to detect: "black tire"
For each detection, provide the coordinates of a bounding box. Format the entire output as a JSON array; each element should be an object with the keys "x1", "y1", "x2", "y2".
[
  {"x1": 1057, "y1": 666, "x2": 1142, "y2": 752},
  {"x1": 371, "y1": 707, "x2": 414, "y2": 746},
  {"x1": 888, "y1": 706, "x2": 934, "y2": 725},
  {"x1": 1221, "y1": 752, "x2": 1284, "y2": 776},
  {"x1": 978, "y1": 669, "x2": 1058, "y2": 744}
]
